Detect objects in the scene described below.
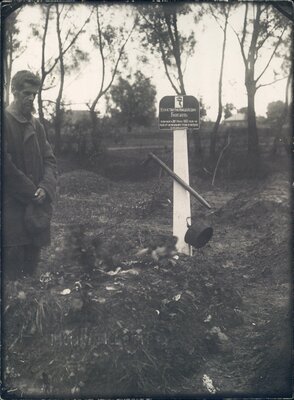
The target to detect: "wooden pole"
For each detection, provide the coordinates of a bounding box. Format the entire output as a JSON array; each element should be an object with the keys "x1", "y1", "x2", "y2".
[
  {"x1": 148, "y1": 152, "x2": 211, "y2": 210},
  {"x1": 172, "y1": 130, "x2": 191, "y2": 255}
]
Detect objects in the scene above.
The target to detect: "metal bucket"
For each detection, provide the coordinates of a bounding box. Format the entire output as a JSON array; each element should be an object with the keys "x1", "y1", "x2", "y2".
[{"x1": 184, "y1": 218, "x2": 213, "y2": 249}]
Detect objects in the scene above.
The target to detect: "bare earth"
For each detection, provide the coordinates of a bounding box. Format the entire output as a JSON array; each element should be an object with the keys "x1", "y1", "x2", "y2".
[{"x1": 2, "y1": 157, "x2": 292, "y2": 398}]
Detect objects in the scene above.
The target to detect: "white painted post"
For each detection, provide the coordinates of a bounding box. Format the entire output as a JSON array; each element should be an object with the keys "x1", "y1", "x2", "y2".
[{"x1": 173, "y1": 129, "x2": 192, "y2": 255}]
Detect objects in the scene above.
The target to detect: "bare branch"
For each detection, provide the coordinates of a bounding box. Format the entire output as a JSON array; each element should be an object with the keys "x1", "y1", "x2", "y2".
[
  {"x1": 42, "y1": 99, "x2": 57, "y2": 104},
  {"x1": 256, "y1": 75, "x2": 287, "y2": 90},
  {"x1": 91, "y1": 12, "x2": 136, "y2": 111},
  {"x1": 90, "y1": 6, "x2": 105, "y2": 111},
  {"x1": 64, "y1": 28, "x2": 72, "y2": 44},
  {"x1": 101, "y1": 22, "x2": 136, "y2": 97},
  {"x1": 42, "y1": 99, "x2": 80, "y2": 107},
  {"x1": 41, "y1": 5, "x2": 52, "y2": 78},
  {"x1": 241, "y1": 3, "x2": 248, "y2": 58},
  {"x1": 60, "y1": 4, "x2": 71, "y2": 31},
  {"x1": 46, "y1": 8, "x2": 93, "y2": 77},
  {"x1": 209, "y1": 4, "x2": 225, "y2": 31},
  {"x1": 139, "y1": 11, "x2": 180, "y2": 94},
  {"x1": 212, "y1": 133, "x2": 231, "y2": 186},
  {"x1": 164, "y1": 11, "x2": 184, "y2": 93},
  {"x1": 164, "y1": 11, "x2": 176, "y2": 54},
  {"x1": 248, "y1": 4, "x2": 262, "y2": 70},
  {"x1": 230, "y1": 22, "x2": 248, "y2": 67},
  {"x1": 12, "y1": 46, "x2": 26, "y2": 61},
  {"x1": 42, "y1": 84, "x2": 57, "y2": 91},
  {"x1": 158, "y1": 37, "x2": 180, "y2": 94},
  {"x1": 255, "y1": 26, "x2": 286, "y2": 83},
  {"x1": 255, "y1": 25, "x2": 277, "y2": 54}
]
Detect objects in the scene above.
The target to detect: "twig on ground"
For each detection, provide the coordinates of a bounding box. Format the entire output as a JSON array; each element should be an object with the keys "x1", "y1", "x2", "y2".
[{"x1": 212, "y1": 133, "x2": 231, "y2": 186}]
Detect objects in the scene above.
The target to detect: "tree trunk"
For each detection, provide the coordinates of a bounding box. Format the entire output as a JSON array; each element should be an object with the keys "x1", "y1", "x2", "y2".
[
  {"x1": 210, "y1": 16, "x2": 228, "y2": 162},
  {"x1": 4, "y1": 40, "x2": 12, "y2": 106},
  {"x1": 192, "y1": 130, "x2": 204, "y2": 170},
  {"x1": 272, "y1": 67, "x2": 292, "y2": 156},
  {"x1": 90, "y1": 109, "x2": 102, "y2": 152},
  {"x1": 54, "y1": 4, "x2": 65, "y2": 155},
  {"x1": 54, "y1": 112, "x2": 62, "y2": 154},
  {"x1": 37, "y1": 81, "x2": 49, "y2": 139},
  {"x1": 246, "y1": 83, "x2": 259, "y2": 174}
]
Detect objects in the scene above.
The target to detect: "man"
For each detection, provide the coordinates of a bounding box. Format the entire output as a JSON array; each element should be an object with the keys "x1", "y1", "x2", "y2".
[{"x1": 3, "y1": 70, "x2": 57, "y2": 280}]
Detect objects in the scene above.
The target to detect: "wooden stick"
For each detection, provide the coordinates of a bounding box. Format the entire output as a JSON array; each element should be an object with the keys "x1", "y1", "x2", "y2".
[{"x1": 148, "y1": 152, "x2": 211, "y2": 209}]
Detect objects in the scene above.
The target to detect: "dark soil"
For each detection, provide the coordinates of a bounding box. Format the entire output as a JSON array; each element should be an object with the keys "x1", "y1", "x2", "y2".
[{"x1": 2, "y1": 157, "x2": 292, "y2": 398}]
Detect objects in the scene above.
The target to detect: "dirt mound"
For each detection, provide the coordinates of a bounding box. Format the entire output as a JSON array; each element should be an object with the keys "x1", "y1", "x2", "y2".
[
  {"x1": 59, "y1": 170, "x2": 113, "y2": 195},
  {"x1": 3, "y1": 168, "x2": 291, "y2": 397},
  {"x1": 3, "y1": 223, "x2": 244, "y2": 396}
]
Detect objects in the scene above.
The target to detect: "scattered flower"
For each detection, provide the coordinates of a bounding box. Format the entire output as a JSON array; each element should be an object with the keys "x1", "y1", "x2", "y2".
[
  {"x1": 173, "y1": 293, "x2": 181, "y2": 301},
  {"x1": 60, "y1": 288, "x2": 71, "y2": 295},
  {"x1": 17, "y1": 291, "x2": 26, "y2": 300},
  {"x1": 204, "y1": 314, "x2": 212, "y2": 323},
  {"x1": 107, "y1": 267, "x2": 121, "y2": 276},
  {"x1": 106, "y1": 286, "x2": 117, "y2": 291},
  {"x1": 120, "y1": 269, "x2": 139, "y2": 275},
  {"x1": 202, "y1": 374, "x2": 216, "y2": 394}
]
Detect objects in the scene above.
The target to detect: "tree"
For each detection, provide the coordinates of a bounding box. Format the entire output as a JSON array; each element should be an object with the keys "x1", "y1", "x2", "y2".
[
  {"x1": 232, "y1": 3, "x2": 289, "y2": 172},
  {"x1": 138, "y1": 3, "x2": 196, "y2": 96},
  {"x1": 53, "y1": 4, "x2": 91, "y2": 153},
  {"x1": 266, "y1": 100, "x2": 285, "y2": 127},
  {"x1": 4, "y1": 8, "x2": 26, "y2": 105},
  {"x1": 88, "y1": 4, "x2": 136, "y2": 151},
  {"x1": 275, "y1": 29, "x2": 292, "y2": 130},
  {"x1": 223, "y1": 103, "x2": 235, "y2": 119},
  {"x1": 209, "y1": 4, "x2": 232, "y2": 160},
  {"x1": 32, "y1": 4, "x2": 91, "y2": 149},
  {"x1": 238, "y1": 107, "x2": 248, "y2": 116},
  {"x1": 138, "y1": 3, "x2": 204, "y2": 168},
  {"x1": 107, "y1": 71, "x2": 157, "y2": 132}
]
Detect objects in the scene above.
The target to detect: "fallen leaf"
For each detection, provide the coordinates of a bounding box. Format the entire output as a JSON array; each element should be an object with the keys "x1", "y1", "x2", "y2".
[
  {"x1": 173, "y1": 293, "x2": 181, "y2": 301},
  {"x1": 135, "y1": 248, "x2": 149, "y2": 257},
  {"x1": 60, "y1": 289, "x2": 71, "y2": 295},
  {"x1": 106, "y1": 286, "x2": 117, "y2": 291},
  {"x1": 17, "y1": 291, "x2": 26, "y2": 300},
  {"x1": 119, "y1": 269, "x2": 139, "y2": 275},
  {"x1": 92, "y1": 297, "x2": 106, "y2": 304},
  {"x1": 202, "y1": 374, "x2": 216, "y2": 394},
  {"x1": 107, "y1": 267, "x2": 121, "y2": 276},
  {"x1": 204, "y1": 315, "x2": 212, "y2": 323}
]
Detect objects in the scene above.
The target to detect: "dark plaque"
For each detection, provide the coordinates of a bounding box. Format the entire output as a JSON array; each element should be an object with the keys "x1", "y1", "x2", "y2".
[{"x1": 159, "y1": 95, "x2": 200, "y2": 130}]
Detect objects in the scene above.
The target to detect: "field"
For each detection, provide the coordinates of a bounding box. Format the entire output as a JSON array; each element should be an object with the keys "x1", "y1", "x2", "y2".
[{"x1": 2, "y1": 145, "x2": 292, "y2": 398}]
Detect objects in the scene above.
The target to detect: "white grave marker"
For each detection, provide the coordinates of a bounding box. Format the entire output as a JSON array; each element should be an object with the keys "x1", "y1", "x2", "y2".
[{"x1": 159, "y1": 95, "x2": 200, "y2": 255}]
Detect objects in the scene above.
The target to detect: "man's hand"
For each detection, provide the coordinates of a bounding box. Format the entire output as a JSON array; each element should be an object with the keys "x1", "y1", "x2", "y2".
[{"x1": 34, "y1": 187, "x2": 46, "y2": 204}]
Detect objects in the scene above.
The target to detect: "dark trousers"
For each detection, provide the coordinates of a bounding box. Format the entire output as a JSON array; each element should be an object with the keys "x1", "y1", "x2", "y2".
[{"x1": 2, "y1": 244, "x2": 41, "y2": 281}]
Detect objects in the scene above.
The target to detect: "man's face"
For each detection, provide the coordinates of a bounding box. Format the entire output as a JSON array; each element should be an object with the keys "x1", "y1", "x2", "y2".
[{"x1": 14, "y1": 82, "x2": 39, "y2": 117}]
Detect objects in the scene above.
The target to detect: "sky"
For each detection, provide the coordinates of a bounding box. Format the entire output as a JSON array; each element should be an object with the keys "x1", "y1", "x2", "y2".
[{"x1": 8, "y1": 2, "x2": 291, "y2": 120}]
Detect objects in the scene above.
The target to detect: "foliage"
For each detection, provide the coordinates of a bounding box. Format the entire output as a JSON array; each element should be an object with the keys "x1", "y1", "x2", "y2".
[
  {"x1": 4, "y1": 8, "x2": 26, "y2": 105},
  {"x1": 232, "y1": 3, "x2": 290, "y2": 172},
  {"x1": 266, "y1": 100, "x2": 286, "y2": 127},
  {"x1": 137, "y1": 3, "x2": 196, "y2": 95},
  {"x1": 223, "y1": 103, "x2": 235, "y2": 119},
  {"x1": 29, "y1": 4, "x2": 91, "y2": 148},
  {"x1": 87, "y1": 4, "x2": 136, "y2": 150},
  {"x1": 238, "y1": 107, "x2": 248, "y2": 116},
  {"x1": 208, "y1": 3, "x2": 232, "y2": 160},
  {"x1": 199, "y1": 98, "x2": 207, "y2": 121},
  {"x1": 107, "y1": 71, "x2": 157, "y2": 131}
]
